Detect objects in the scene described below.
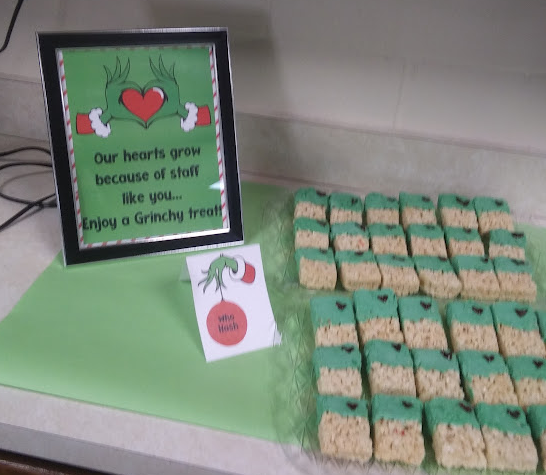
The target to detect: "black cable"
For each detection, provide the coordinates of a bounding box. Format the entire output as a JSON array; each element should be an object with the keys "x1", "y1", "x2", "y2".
[
  {"x1": 0, "y1": 146, "x2": 56, "y2": 232},
  {"x1": 0, "y1": 0, "x2": 25, "y2": 53}
]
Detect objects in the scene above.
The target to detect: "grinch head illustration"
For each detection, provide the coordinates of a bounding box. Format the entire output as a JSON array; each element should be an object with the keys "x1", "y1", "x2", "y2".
[{"x1": 76, "y1": 56, "x2": 211, "y2": 138}]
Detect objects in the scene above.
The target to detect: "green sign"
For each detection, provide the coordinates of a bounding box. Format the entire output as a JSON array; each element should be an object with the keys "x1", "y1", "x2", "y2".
[{"x1": 38, "y1": 30, "x2": 243, "y2": 264}]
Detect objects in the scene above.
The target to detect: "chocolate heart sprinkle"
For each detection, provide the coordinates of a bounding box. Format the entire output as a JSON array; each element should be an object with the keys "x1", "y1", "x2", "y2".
[
  {"x1": 483, "y1": 355, "x2": 495, "y2": 362},
  {"x1": 456, "y1": 197, "x2": 470, "y2": 206},
  {"x1": 341, "y1": 345, "x2": 355, "y2": 353},
  {"x1": 402, "y1": 401, "x2": 413, "y2": 408},
  {"x1": 481, "y1": 257, "x2": 489, "y2": 263},
  {"x1": 336, "y1": 301, "x2": 347, "y2": 311},
  {"x1": 347, "y1": 402, "x2": 358, "y2": 410},
  {"x1": 511, "y1": 259, "x2": 525, "y2": 266},
  {"x1": 463, "y1": 227, "x2": 472, "y2": 234},
  {"x1": 426, "y1": 225, "x2": 435, "y2": 230},
  {"x1": 387, "y1": 197, "x2": 397, "y2": 202},
  {"x1": 386, "y1": 225, "x2": 396, "y2": 230},
  {"x1": 392, "y1": 256, "x2": 406, "y2": 262},
  {"x1": 512, "y1": 232, "x2": 524, "y2": 239},
  {"x1": 316, "y1": 191, "x2": 327, "y2": 197},
  {"x1": 438, "y1": 257, "x2": 448, "y2": 262},
  {"x1": 420, "y1": 301, "x2": 432, "y2": 310},
  {"x1": 318, "y1": 221, "x2": 327, "y2": 227},
  {"x1": 359, "y1": 224, "x2": 367, "y2": 231},
  {"x1": 472, "y1": 306, "x2": 484, "y2": 315},
  {"x1": 422, "y1": 196, "x2": 431, "y2": 202},
  {"x1": 534, "y1": 360, "x2": 544, "y2": 368},
  {"x1": 355, "y1": 251, "x2": 364, "y2": 256},
  {"x1": 507, "y1": 409, "x2": 520, "y2": 419},
  {"x1": 495, "y1": 199, "x2": 504, "y2": 206},
  {"x1": 459, "y1": 402, "x2": 472, "y2": 413},
  {"x1": 320, "y1": 249, "x2": 327, "y2": 254},
  {"x1": 515, "y1": 308, "x2": 528, "y2": 317},
  {"x1": 392, "y1": 343, "x2": 402, "y2": 352},
  {"x1": 377, "y1": 295, "x2": 388, "y2": 302},
  {"x1": 351, "y1": 198, "x2": 358, "y2": 205},
  {"x1": 441, "y1": 350, "x2": 453, "y2": 360}
]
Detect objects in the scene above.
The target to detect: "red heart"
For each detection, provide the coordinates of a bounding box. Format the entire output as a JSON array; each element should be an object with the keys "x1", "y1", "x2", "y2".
[{"x1": 121, "y1": 87, "x2": 164, "y2": 122}]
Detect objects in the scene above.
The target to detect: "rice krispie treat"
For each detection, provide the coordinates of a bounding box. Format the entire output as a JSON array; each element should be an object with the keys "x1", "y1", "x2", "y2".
[
  {"x1": 294, "y1": 217, "x2": 330, "y2": 250},
  {"x1": 398, "y1": 296, "x2": 448, "y2": 350},
  {"x1": 424, "y1": 398, "x2": 486, "y2": 469},
  {"x1": 437, "y1": 193, "x2": 479, "y2": 229},
  {"x1": 475, "y1": 402, "x2": 538, "y2": 472},
  {"x1": 506, "y1": 356, "x2": 546, "y2": 409},
  {"x1": 406, "y1": 224, "x2": 448, "y2": 258},
  {"x1": 310, "y1": 295, "x2": 358, "y2": 347},
  {"x1": 295, "y1": 248, "x2": 337, "y2": 290},
  {"x1": 316, "y1": 394, "x2": 372, "y2": 462},
  {"x1": 313, "y1": 344, "x2": 362, "y2": 398},
  {"x1": 330, "y1": 222, "x2": 369, "y2": 252},
  {"x1": 491, "y1": 301, "x2": 546, "y2": 357},
  {"x1": 457, "y1": 350, "x2": 518, "y2": 405},
  {"x1": 446, "y1": 300, "x2": 499, "y2": 352},
  {"x1": 451, "y1": 255, "x2": 500, "y2": 301},
  {"x1": 399, "y1": 192, "x2": 437, "y2": 230},
  {"x1": 364, "y1": 340, "x2": 416, "y2": 396},
  {"x1": 294, "y1": 187, "x2": 328, "y2": 221},
  {"x1": 444, "y1": 226, "x2": 485, "y2": 257},
  {"x1": 376, "y1": 254, "x2": 420, "y2": 297},
  {"x1": 368, "y1": 223, "x2": 408, "y2": 255},
  {"x1": 353, "y1": 288, "x2": 404, "y2": 346},
  {"x1": 527, "y1": 404, "x2": 546, "y2": 471},
  {"x1": 493, "y1": 257, "x2": 537, "y2": 303},
  {"x1": 364, "y1": 192, "x2": 399, "y2": 225},
  {"x1": 413, "y1": 255, "x2": 462, "y2": 299},
  {"x1": 473, "y1": 196, "x2": 515, "y2": 235},
  {"x1": 329, "y1": 192, "x2": 363, "y2": 225},
  {"x1": 371, "y1": 394, "x2": 425, "y2": 465},
  {"x1": 335, "y1": 250, "x2": 381, "y2": 291},
  {"x1": 412, "y1": 349, "x2": 464, "y2": 401},
  {"x1": 487, "y1": 229, "x2": 526, "y2": 260}
]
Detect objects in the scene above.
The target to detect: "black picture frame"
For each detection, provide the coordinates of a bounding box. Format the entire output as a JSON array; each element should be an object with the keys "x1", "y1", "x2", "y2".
[{"x1": 37, "y1": 28, "x2": 243, "y2": 265}]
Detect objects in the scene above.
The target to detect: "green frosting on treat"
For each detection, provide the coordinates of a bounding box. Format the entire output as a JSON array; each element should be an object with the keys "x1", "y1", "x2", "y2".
[
  {"x1": 536, "y1": 310, "x2": 546, "y2": 340},
  {"x1": 475, "y1": 403, "x2": 531, "y2": 436},
  {"x1": 488, "y1": 229, "x2": 526, "y2": 248},
  {"x1": 527, "y1": 405, "x2": 546, "y2": 439},
  {"x1": 425, "y1": 398, "x2": 479, "y2": 431},
  {"x1": 329, "y1": 192, "x2": 363, "y2": 212},
  {"x1": 458, "y1": 350, "x2": 509, "y2": 378},
  {"x1": 310, "y1": 295, "x2": 355, "y2": 330},
  {"x1": 364, "y1": 340, "x2": 413, "y2": 372},
  {"x1": 406, "y1": 224, "x2": 444, "y2": 239},
  {"x1": 330, "y1": 222, "x2": 367, "y2": 240},
  {"x1": 446, "y1": 301, "x2": 494, "y2": 327},
  {"x1": 399, "y1": 192, "x2": 435, "y2": 210},
  {"x1": 473, "y1": 196, "x2": 511, "y2": 215},
  {"x1": 398, "y1": 296, "x2": 441, "y2": 323},
  {"x1": 316, "y1": 394, "x2": 369, "y2": 420},
  {"x1": 371, "y1": 394, "x2": 422, "y2": 425},
  {"x1": 437, "y1": 193, "x2": 474, "y2": 211},
  {"x1": 375, "y1": 254, "x2": 414, "y2": 268},
  {"x1": 334, "y1": 250, "x2": 376, "y2": 267},
  {"x1": 412, "y1": 348, "x2": 460, "y2": 373},
  {"x1": 451, "y1": 255, "x2": 493, "y2": 273},
  {"x1": 313, "y1": 344, "x2": 361, "y2": 374},
  {"x1": 353, "y1": 289, "x2": 398, "y2": 321},
  {"x1": 444, "y1": 226, "x2": 482, "y2": 243},
  {"x1": 293, "y1": 217, "x2": 329, "y2": 234},
  {"x1": 364, "y1": 192, "x2": 399, "y2": 210},
  {"x1": 295, "y1": 248, "x2": 334, "y2": 270},
  {"x1": 491, "y1": 302, "x2": 538, "y2": 332},
  {"x1": 368, "y1": 223, "x2": 404, "y2": 238},
  {"x1": 506, "y1": 356, "x2": 546, "y2": 381},
  {"x1": 413, "y1": 255, "x2": 455, "y2": 274},
  {"x1": 493, "y1": 256, "x2": 533, "y2": 275},
  {"x1": 294, "y1": 187, "x2": 329, "y2": 206}
]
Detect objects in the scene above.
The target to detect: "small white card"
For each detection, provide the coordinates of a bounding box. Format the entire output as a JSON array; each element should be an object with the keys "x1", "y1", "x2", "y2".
[{"x1": 186, "y1": 244, "x2": 281, "y2": 362}]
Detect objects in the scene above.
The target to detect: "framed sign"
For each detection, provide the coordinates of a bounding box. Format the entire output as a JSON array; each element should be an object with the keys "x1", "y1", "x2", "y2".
[{"x1": 37, "y1": 28, "x2": 243, "y2": 265}]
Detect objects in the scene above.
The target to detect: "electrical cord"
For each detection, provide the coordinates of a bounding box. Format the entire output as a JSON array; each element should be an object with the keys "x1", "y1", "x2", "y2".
[
  {"x1": 0, "y1": 146, "x2": 56, "y2": 232},
  {"x1": 0, "y1": 0, "x2": 25, "y2": 53}
]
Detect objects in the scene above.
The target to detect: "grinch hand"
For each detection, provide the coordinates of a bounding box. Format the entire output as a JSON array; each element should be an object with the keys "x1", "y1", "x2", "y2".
[{"x1": 76, "y1": 57, "x2": 211, "y2": 137}]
